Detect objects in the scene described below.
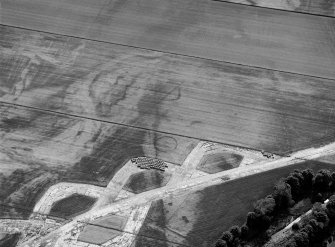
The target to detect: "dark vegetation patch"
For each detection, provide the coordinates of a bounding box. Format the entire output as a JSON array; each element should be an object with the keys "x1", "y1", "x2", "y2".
[
  {"x1": 197, "y1": 152, "x2": 243, "y2": 174},
  {"x1": 136, "y1": 160, "x2": 335, "y2": 247},
  {"x1": 0, "y1": 204, "x2": 32, "y2": 219},
  {"x1": 0, "y1": 169, "x2": 60, "y2": 219},
  {"x1": 49, "y1": 194, "x2": 96, "y2": 218},
  {"x1": 0, "y1": 232, "x2": 21, "y2": 247},
  {"x1": 70, "y1": 125, "x2": 146, "y2": 184},
  {"x1": 124, "y1": 170, "x2": 172, "y2": 194}
]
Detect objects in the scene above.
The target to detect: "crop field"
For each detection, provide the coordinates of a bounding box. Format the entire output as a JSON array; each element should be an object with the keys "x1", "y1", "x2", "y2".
[
  {"x1": 135, "y1": 160, "x2": 335, "y2": 247},
  {"x1": 2, "y1": 22, "x2": 335, "y2": 221},
  {"x1": 1, "y1": 0, "x2": 335, "y2": 246},
  {"x1": 2, "y1": 26, "x2": 335, "y2": 155},
  {"x1": 1, "y1": 0, "x2": 335, "y2": 79}
]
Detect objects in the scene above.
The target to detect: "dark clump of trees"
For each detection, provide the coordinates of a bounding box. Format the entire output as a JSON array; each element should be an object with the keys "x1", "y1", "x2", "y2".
[
  {"x1": 213, "y1": 168, "x2": 335, "y2": 247},
  {"x1": 283, "y1": 197, "x2": 335, "y2": 247}
]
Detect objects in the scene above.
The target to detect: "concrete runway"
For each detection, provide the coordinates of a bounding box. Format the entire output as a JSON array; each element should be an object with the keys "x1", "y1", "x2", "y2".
[{"x1": 1, "y1": 0, "x2": 335, "y2": 79}]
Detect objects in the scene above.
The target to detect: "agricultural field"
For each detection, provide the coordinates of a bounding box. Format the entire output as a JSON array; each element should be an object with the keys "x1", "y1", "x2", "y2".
[
  {"x1": 1, "y1": 0, "x2": 335, "y2": 79},
  {"x1": 1, "y1": 0, "x2": 335, "y2": 246}
]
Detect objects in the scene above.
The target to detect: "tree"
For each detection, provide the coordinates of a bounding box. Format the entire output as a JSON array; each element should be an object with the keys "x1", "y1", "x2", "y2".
[
  {"x1": 285, "y1": 238, "x2": 297, "y2": 247},
  {"x1": 302, "y1": 169, "x2": 314, "y2": 190},
  {"x1": 313, "y1": 203, "x2": 329, "y2": 224},
  {"x1": 309, "y1": 219, "x2": 318, "y2": 230},
  {"x1": 273, "y1": 179, "x2": 294, "y2": 209},
  {"x1": 286, "y1": 175, "x2": 301, "y2": 200},
  {"x1": 254, "y1": 196, "x2": 276, "y2": 216},
  {"x1": 313, "y1": 169, "x2": 332, "y2": 192},
  {"x1": 246, "y1": 212, "x2": 257, "y2": 228},
  {"x1": 326, "y1": 195, "x2": 335, "y2": 219},
  {"x1": 215, "y1": 239, "x2": 227, "y2": 247},
  {"x1": 221, "y1": 231, "x2": 233, "y2": 243},
  {"x1": 301, "y1": 224, "x2": 315, "y2": 239},
  {"x1": 292, "y1": 223, "x2": 300, "y2": 231},
  {"x1": 230, "y1": 238, "x2": 240, "y2": 247},
  {"x1": 240, "y1": 225, "x2": 249, "y2": 240},
  {"x1": 259, "y1": 214, "x2": 272, "y2": 229},
  {"x1": 314, "y1": 192, "x2": 324, "y2": 203},
  {"x1": 229, "y1": 225, "x2": 241, "y2": 238},
  {"x1": 293, "y1": 170, "x2": 304, "y2": 182},
  {"x1": 293, "y1": 232, "x2": 309, "y2": 247}
]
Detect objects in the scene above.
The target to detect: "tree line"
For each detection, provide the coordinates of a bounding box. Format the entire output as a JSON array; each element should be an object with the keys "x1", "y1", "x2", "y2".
[{"x1": 214, "y1": 168, "x2": 335, "y2": 247}]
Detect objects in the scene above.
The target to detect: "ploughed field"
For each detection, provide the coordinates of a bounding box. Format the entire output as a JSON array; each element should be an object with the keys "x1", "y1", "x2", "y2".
[
  {"x1": 1, "y1": 0, "x2": 335, "y2": 246},
  {"x1": 1, "y1": 0, "x2": 335, "y2": 79},
  {"x1": 2, "y1": 22, "x2": 335, "y2": 220},
  {"x1": 2, "y1": 26, "x2": 335, "y2": 156}
]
